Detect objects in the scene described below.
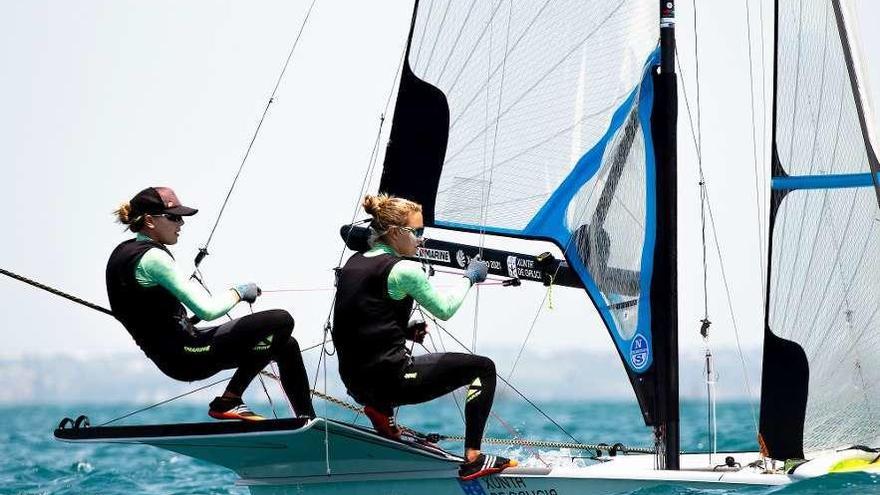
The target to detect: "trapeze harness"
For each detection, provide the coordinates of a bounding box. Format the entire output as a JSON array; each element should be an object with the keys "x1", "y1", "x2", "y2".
[
  {"x1": 332, "y1": 243, "x2": 496, "y2": 450},
  {"x1": 105, "y1": 235, "x2": 315, "y2": 417}
]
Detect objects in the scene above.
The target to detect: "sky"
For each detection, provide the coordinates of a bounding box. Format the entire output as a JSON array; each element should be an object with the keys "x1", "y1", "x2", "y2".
[{"x1": 1, "y1": 1, "x2": 879, "y2": 402}]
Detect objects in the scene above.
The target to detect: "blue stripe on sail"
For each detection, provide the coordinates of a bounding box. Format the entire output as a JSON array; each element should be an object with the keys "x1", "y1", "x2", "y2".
[
  {"x1": 772, "y1": 172, "x2": 880, "y2": 190},
  {"x1": 522, "y1": 50, "x2": 659, "y2": 374}
]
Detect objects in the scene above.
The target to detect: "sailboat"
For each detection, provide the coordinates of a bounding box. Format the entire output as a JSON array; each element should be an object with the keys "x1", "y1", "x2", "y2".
[{"x1": 53, "y1": 0, "x2": 880, "y2": 493}]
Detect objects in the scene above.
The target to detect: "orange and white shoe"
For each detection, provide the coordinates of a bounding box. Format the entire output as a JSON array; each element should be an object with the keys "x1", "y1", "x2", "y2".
[
  {"x1": 208, "y1": 397, "x2": 265, "y2": 421},
  {"x1": 458, "y1": 454, "x2": 518, "y2": 481},
  {"x1": 363, "y1": 405, "x2": 402, "y2": 440}
]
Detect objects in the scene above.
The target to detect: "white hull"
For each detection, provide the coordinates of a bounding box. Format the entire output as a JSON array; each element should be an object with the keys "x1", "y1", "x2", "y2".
[
  {"x1": 57, "y1": 417, "x2": 815, "y2": 494},
  {"x1": 241, "y1": 453, "x2": 791, "y2": 495}
]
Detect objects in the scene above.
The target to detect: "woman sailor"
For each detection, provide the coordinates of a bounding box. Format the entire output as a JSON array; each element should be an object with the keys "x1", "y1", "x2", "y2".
[
  {"x1": 106, "y1": 186, "x2": 315, "y2": 421},
  {"x1": 332, "y1": 193, "x2": 517, "y2": 480}
]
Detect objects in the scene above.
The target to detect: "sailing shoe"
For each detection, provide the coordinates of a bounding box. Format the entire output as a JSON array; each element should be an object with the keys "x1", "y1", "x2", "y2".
[
  {"x1": 208, "y1": 397, "x2": 265, "y2": 421},
  {"x1": 363, "y1": 405, "x2": 402, "y2": 440},
  {"x1": 458, "y1": 454, "x2": 518, "y2": 481}
]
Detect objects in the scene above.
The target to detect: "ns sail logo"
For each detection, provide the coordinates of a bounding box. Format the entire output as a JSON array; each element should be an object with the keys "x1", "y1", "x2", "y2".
[{"x1": 629, "y1": 334, "x2": 649, "y2": 371}]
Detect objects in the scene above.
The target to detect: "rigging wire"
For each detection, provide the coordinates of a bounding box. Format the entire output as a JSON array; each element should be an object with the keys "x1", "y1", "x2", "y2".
[
  {"x1": 479, "y1": 0, "x2": 513, "y2": 256},
  {"x1": 676, "y1": 60, "x2": 760, "y2": 445},
  {"x1": 676, "y1": 0, "x2": 774, "y2": 446},
  {"x1": 744, "y1": 0, "x2": 768, "y2": 308},
  {"x1": 757, "y1": 0, "x2": 769, "y2": 223},
  {"x1": 504, "y1": 286, "x2": 552, "y2": 388},
  {"x1": 194, "y1": 0, "x2": 319, "y2": 271},
  {"x1": 472, "y1": 0, "x2": 513, "y2": 354},
  {"x1": 330, "y1": 41, "x2": 407, "y2": 277},
  {"x1": 99, "y1": 375, "x2": 233, "y2": 426},
  {"x1": 688, "y1": 0, "x2": 718, "y2": 461},
  {"x1": 704, "y1": 188, "x2": 760, "y2": 434},
  {"x1": 423, "y1": 322, "x2": 467, "y2": 426},
  {"x1": 311, "y1": 38, "x2": 409, "y2": 406},
  {"x1": 690, "y1": 1, "x2": 702, "y2": 160},
  {"x1": 685, "y1": 0, "x2": 710, "y2": 328},
  {"x1": 473, "y1": 0, "x2": 495, "y2": 353},
  {"x1": 257, "y1": 373, "x2": 279, "y2": 419},
  {"x1": 420, "y1": 311, "x2": 583, "y2": 446},
  {"x1": 415, "y1": 302, "x2": 547, "y2": 464}
]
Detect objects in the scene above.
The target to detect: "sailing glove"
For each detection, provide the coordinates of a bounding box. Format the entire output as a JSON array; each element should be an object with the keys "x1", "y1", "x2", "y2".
[
  {"x1": 405, "y1": 318, "x2": 428, "y2": 344},
  {"x1": 464, "y1": 259, "x2": 488, "y2": 285},
  {"x1": 234, "y1": 283, "x2": 262, "y2": 304}
]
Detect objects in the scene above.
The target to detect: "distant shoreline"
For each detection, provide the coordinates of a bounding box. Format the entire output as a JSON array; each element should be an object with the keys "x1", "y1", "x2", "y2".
[{"x1": 1, "y1": 346, "x2": 761, "y2": 404}]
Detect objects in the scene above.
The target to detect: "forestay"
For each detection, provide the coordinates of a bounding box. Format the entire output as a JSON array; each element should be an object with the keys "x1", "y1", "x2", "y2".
[
  {"x1": 760, "y1": 0, "x2": 880, "y2": 461},
  {"x1": 378, "y1": 0, "x2": 665, "y2": 423}
]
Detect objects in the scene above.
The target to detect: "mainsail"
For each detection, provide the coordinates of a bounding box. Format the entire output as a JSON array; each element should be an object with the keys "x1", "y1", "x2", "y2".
[
  {"x1": 379, "y1": 0, "x2": 671, "y2": 433},
  {"x1": 760, "y1": 0, "x2": 880, "y2": 460}
]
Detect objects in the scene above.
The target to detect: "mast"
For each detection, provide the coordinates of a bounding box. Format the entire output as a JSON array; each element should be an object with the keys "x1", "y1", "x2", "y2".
[{"x1": 651, "y1": 0, "x2": 680, "y2": 470}]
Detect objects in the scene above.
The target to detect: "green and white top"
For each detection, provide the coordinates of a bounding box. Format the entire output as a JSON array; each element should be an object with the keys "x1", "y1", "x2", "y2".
[
  {"x1": 132, "y1": 233, "x2": 239, "y2": 321},
  {"x1": 367, "y1": 242, "x2": 472, "y2": 320}
]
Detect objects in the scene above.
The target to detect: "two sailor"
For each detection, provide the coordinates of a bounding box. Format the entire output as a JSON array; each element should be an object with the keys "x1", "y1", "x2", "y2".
[{"x1": 106, "y1": 186, "x2": 515, "y2": 480}]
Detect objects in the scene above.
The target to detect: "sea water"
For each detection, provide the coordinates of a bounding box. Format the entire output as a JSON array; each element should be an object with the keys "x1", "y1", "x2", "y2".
[{"x1": 2, "y1": 401, "x2": 878, "y2": 494}]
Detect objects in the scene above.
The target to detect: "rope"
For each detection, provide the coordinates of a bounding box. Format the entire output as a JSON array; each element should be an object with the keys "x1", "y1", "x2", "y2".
[
  {"x1": 259, "y1": 372, "x2": 651, "y2": 455},
  {"x1": 196, "y1": 0, "x2": 319, "y2": 266},
  {"x1": 442, "y1": 436, "x2": 655, "y2": 455},
  {"x1": 1, "y1": 268, "x2": 113, "y2": 316}
]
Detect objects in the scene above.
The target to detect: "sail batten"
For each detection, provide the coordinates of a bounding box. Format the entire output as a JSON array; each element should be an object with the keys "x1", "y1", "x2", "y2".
[{"x1": 773, "y1": 172, "x2": 880, "y2": 190}]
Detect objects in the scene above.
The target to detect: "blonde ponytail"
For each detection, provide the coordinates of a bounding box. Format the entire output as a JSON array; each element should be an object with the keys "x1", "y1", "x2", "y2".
[
  {"x1": 114, "y1": 202, "x2": 132, "y2": 224},
  {"x1": 362, "y1": 194, "x2": 421, "y2": 230},
  {"x1": 113, "y1": 202, "x2": 144, "y2": 232}
]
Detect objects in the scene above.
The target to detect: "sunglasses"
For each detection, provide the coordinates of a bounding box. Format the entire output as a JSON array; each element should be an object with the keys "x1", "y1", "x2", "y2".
[
  {"x1": 398, "y1": 226, "x2": 425, "y2": 238},
  {"x1": 155, "y1": 213, "x2": 184, "y2": 223}
]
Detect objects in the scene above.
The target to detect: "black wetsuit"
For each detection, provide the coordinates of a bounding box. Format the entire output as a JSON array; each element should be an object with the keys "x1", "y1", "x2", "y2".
[
  {"x1": 106, "y1": 238, "x2": 315, "y2": 417},
  {"x1": 333, "y1": 251, "x2": 496, "y2": 450}
]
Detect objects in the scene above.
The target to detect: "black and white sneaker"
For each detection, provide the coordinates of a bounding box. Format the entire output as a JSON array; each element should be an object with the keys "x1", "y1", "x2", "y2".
[
  {"x1": 458, "y1": 454, "x2": 518, "y2": 480},
  {"x1": 208, "y1": 397, "x2": 265, "y2": 421}
]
